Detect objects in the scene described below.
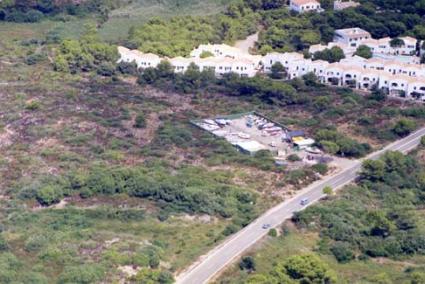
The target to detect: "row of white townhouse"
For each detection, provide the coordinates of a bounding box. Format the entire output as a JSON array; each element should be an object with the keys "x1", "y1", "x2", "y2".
[
  {"x1": 118, "y1": 46, "x2": 260, "y2": 77},
  {"x1": 118, "y1": 44, "x2": 425, "y2": 100},
  {"x1": 262, "y1": 53, "x2": 425, "y2": 100},
  {"x1": 310, "y1": 28, "x2": 420, "y2": 58}
]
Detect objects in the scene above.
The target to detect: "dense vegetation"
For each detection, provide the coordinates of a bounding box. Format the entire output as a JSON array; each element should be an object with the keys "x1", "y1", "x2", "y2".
[
  {"x1": 53, "y1": 24, "x2": 118, "y2": 73},
  {"x1": 20, "y1": 164, "x2": 258, "y2": 222},
  {"x1": 126, "y1": 2, "x2": 259, "y2": 57},
  {"x1": 253, "y1": 0, "x2": 425, "y2": 53},
  {"x1": 246, "y1": 253, "x2": 338, "y2": 283},
  {"x1": 294, "y1": 151, "x2": 425, "y2": 262}
]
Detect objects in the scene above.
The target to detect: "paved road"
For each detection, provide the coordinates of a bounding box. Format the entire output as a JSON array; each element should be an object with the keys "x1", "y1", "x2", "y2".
[{"x1": 176, "y1": 126, "x2": 425, "y2": 284}]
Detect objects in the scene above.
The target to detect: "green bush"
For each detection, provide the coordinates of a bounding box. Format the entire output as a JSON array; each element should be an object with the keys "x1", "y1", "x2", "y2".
[
  {"x1": 36, "y1": 184, "x2": 63, "y2": 206},
  {"x1": 268, "y1": 228, "x2": 278, "y2": 237},
  {"x1": 58, "y1": 265, "x2": 105, "y2": 284},
  {"x1": 311, "y1": 163, "x2": 328, "y2": 175},
  {"x1": 330, "y1": 242, "x2": 355, "y2": 263},
  {"x1": 0, "y1": 235, "x2": 9, "y2": 251},
  {"x1": 392, "y1": 119, "x2": 416, "y2": 137},
  {"x1": 239, "y1": 256, "x2": 256, "y2": 272},
  {"x1": 287, "y1": 154, "x2": 302, "y2": 162},
  {"x1": 134, "y1": 114, "x2": 147, "y2": 128}
]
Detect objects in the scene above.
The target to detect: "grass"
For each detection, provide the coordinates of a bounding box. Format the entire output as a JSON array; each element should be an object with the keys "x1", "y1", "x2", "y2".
[
  {"x1": 99, "y1": 0, "x2": 230, "y2": 42},
  {"x1": 0, "y1": 0, "x2": 230, "y2": 44}
]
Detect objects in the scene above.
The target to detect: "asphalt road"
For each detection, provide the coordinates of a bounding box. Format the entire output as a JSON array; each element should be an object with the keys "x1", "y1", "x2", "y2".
[{"x1": 176, "y1": 126, "x2": 425, "y2": 284}]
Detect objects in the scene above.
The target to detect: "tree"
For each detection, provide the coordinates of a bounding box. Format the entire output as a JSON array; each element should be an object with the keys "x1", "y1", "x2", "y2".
[
  {"x1": 320, "y1": 141, "x2": 339, "y2": 155},
  {"x1": 117, "y1": 61, "x2": 138, "y2": 75},
  {"x1": 270, "y1": 62, "x2": 286, "y2": 79},
  {"x1": 360, "y1": 159, "x2": 385, "y2": 182},
  {"x1": 239, "y1": 256, "x2": 256, "y2": 272},
  {"x1": 354, "y1": 45, "x2": 373, "y2": 59},
  {"x1": 156, "y1": 60, "x2": 174, "y2": 78},
  {"x1": 280, "y1": 254, "x2": 337, "y2": 283},
  {"x1": 390, "y1": 38, "x2": 405, "y2": 48},
  {"x1": 313, "y1": 46, "x2": 345, "y2": 63},
  {"x1": 200, "y1": 51, "x2": 214, "y2": 58}
]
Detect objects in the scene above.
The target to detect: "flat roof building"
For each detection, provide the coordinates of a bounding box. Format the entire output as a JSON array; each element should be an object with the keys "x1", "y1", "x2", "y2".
[{"x1": 334, "y1": 28, "x2": 371, "y2": 47}]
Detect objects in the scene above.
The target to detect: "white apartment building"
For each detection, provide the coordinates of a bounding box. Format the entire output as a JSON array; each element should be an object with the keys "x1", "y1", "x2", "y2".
[
  {"x1": 262, "y1": 52, "x2": 304, "y2": 71},
  {"x1": 190, "y1": 43, "x2": 243, "y2": 59},
  {"x1": 363, "y1": 36, "x2": 417, "y2": 56},
  {"x1": 117, "y1": 46, "x2": 161, "y2": 69},
  {"x1": 169, "y1": 57, "x2": 258, "y2": 77},
  {"x1": 190, "y1": 43, "x2": 262, "y2": 64},
  {"x1": 334, "y1": 28, "x2": 372, "y2": 47},
  {"x1": 309, "y1": 42, "x2": 356, "y2": 57},
  {"x1": 289, "y1": 0, "x2": 322, "y2": 13},
  {"x1": 169, "y1": 57, "x2": 194, "y2": 73}
]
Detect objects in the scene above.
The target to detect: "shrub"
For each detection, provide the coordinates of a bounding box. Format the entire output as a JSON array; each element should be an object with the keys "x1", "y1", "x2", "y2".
[
  {"x1": 25, "y1": 53, "x2": 46, "y2": 65},
  {"x1": 134, "y1": 114, "x2": 147, "y2": 128},
  {"x1": 117, "y1": 61, "x2": 138, "y2": 75},
  {"x1": 281, "y1": 254, "x2": 337, "y2": 283},
  {"x1": 36, "y1": 184, "x2": 63, "y2": 206},
  {"x1": 239, "y1": 256, "x2": 256, "y2": 272},
  {"x1": 25, "y1": 235, "x2": 48, "y2": 252},
  {"x1": 312, "y1": 163, "x2": 328, "y2": 175},
  {"x1": 25, "y1": 100, "x2": 41, "y2": 111},
  {"x1": 96, "y1": 62, "x2": 116, "y2": 76},
  {"x1": 0, "y1": 235, "x2": 8, "y2": 251},
  {"x1": 421, "y1": 136, "x2": 425, "y2": 147},
  {"x1": 222, "y1": 224, "x2": 239, "y2": 236},
  {"x1": 392, "y1": 119, "x2": 416, "y2": 137},
  {"x1": 58, "y1": 265, "x2": 105, "y2": 284},
  {"x1": 287, "y1": 154, "x2": 301, "y2": 162},
  {"x1": 268, "y1": 228, "x2": 278, "y2": 237},
  {"x1": 330, "y1": 242, "x2": 355, "y2": 263}
]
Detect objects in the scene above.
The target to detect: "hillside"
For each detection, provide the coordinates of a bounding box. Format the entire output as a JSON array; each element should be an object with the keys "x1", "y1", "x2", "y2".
[{"x1": 1, "y1": 0, "x2": 425, "y2": 282}]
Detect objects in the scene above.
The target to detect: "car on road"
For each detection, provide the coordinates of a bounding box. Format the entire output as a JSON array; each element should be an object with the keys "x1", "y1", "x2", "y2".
[
  {"x1": 300, "y1": 198, "x2": 309, "y2": 206},
  {"x1": 262, "y1": 224, "x2": 271, "y2": 229}
]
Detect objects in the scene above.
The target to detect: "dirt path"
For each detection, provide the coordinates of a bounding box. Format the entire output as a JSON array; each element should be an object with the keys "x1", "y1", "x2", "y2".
[{"x1": 234, "y1": 32, "x2": 259, "y2": 54}]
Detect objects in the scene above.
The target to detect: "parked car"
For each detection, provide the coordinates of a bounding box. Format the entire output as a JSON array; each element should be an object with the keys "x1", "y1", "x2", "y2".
[{"x1": 262, "y1": 224, "x2": 271, "y2": 229}]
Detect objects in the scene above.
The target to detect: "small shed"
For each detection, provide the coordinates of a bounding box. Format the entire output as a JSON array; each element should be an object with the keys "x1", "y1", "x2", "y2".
[
  {"x1": 284, "y1": 130, "x2": 306, "y2": 141},
  {"x1": 293, "y1": 138, "x2": 315, "y2": 149},
  {"x1": 235, "y1": 140, "x2": 267, "y2": 155}
]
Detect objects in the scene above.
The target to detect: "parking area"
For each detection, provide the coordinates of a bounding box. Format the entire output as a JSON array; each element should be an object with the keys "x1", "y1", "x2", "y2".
[{"x1": 193, "y1": 112, "x2": 330, "y2": 166}]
